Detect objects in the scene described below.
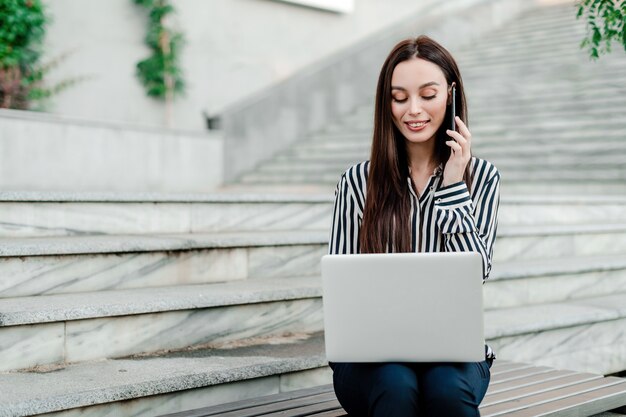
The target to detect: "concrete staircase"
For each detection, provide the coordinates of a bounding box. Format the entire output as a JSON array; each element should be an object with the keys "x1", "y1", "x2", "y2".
[
  {"x1": 1, "y1": 2, "x2": 626, "y2": 417},
  {"x1": 0, "y1": 191, "x2": 626, "y2": 416},
  {"x1": 236, "y1": 2, "x2": 626, "y2": 195}
]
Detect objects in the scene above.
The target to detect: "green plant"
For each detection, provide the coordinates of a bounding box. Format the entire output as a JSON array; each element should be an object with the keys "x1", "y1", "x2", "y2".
[
  {"x1": 0, "y1": 0, "x2": 46, "y2": 108},
  {"x1": 134, "y1": 0, "x2": 184, "y2": 100},
  {"x1": 576, "y1": 0, "x2": 626, "y2": 60},
  {"x1": 0, "y1": 0, "x2": 77, "y2": 110}
]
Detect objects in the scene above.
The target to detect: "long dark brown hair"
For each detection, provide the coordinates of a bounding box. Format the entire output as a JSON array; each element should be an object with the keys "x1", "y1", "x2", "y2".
[{"x1": 360, "y1": 35, "x2": 473, "y2": 253}]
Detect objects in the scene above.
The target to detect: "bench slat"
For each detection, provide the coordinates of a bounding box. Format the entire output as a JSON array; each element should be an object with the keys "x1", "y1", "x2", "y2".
[
  {"x1": 481, "y1": 378, "x2": 626, "y2": 416},
  {"x1": 214, "y1": 392, "x2": 338, "y2": 417},
  {"x1": 303, "y1": 410, "x2": 346, "y2": 417},
  {"x1": 501, "y1": 380, "x2": 626, "y2": 417},
  {"x1": 490, "y1": 366, "x2": 554, "y2": 384},
  {"x1": 159, "y1": 385, "x2": 334, "y2": 417},
  {"x1": 487, "y1": 370, "x2": 577, "y2": 394},
  {"x1": 262, "y1": 399, "x2": 342, "y2": 417},
  {"x1": 483, "y1": 372, "x2": 603, "y2": 406},
  {"x1": 157, "y1": 363, "x2": 626, "y2": 417}
]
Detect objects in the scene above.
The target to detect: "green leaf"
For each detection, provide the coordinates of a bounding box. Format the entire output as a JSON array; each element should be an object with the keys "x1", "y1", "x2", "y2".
[{"x1": 134, "y1": 0, "x2": 185, "y2": 100}]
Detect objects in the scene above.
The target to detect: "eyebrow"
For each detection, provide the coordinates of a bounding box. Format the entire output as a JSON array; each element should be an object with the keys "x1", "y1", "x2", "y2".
[{"x1": 391, "y1": 81, "x2": 440, "y2": 91}]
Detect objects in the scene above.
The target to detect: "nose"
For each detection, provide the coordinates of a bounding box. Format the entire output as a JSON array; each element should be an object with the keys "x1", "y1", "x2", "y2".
[{"x1": 408, "y1": 97, "x2": 421, "y2": 116}]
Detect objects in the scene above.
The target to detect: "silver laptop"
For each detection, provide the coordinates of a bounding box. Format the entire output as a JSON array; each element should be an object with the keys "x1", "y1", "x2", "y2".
[{"x1": 321, "y1": 252, "x2": 485, "y2": 363}]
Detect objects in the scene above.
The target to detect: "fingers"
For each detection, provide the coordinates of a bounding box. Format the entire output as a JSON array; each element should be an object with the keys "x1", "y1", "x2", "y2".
[
  {"x1": 446, "y1": 129, "x2": 467, "y2": 145},
  {"x1": 446, "y1": 140, "x2": 462, "y2": 154},
  {"x1": 447, "y1": 116, "x2": 471, "y2": 156},
  {"x1": 454, "y1": 116, "x2": 472, "y2": 146}
]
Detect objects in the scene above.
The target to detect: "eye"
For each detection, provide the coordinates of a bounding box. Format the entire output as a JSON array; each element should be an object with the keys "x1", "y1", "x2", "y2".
[
  {"x1": 392, "y1": 97, "x2": 407, "y2": 103},
  {"x1": 423, "y1": 95, "x2": 436, "y2": 100}
]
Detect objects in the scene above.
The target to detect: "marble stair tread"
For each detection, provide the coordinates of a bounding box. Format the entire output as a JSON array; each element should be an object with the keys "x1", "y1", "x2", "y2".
[
  {"x1": 484, "y1": 292, "x2": 626, "y2": 339},
  {"x1": 0, "y1": 276, "x2": 322, "y2": 326},
  {"x1": 3, "y1": 261, "x2": 625, "y2": 338},
  {"x1": 0, "y1": 222, "x2": 625, "y2": 258},
  {"x1": 301, "y1": 129, "x2": 626, "y2": 149},
  {"x1": 280, "y1": 124, "x2": 626, "y2": 146},
  {"x1": 3, "y1": 251, "x2": 624, "y2": 326},
  {"x1": 257, "y1": 161, "x2": 626, "y2": 174},
  {"x1": 0, "y1": 190, "x2": 332, "y2": 203},
  {"x1": 3, "y1": 190, "x2": 624, "y2": 205},
  {"x1": 0, "y1": 230, "x2": 329, "y2": 257},
  {"x1": 0, "y1": 332, "x2": 327, "y2": 417},
  {"x1": 489, "y1": 253, "x2": 626, "y2": 281},
  {"x1": 246, "y1": 175, "x2": 626, "y2": 184},
  {"x1": 2, "y1": 298, "x2": 626, "y2": 416}
]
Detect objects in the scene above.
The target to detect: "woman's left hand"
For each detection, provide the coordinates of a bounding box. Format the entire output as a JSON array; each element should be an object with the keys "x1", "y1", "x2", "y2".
[{"x1": 442, "y1": 116, "x2": 472, "y2": 187}]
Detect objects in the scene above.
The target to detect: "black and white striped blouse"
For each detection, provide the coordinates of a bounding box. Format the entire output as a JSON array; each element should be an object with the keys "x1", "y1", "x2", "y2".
[
  {"x1": 329, "y1": 156, "x2": 500, "y2": 280},
  {"x1": 328, "y1": 156, "x2": 501, "y2": 359}
]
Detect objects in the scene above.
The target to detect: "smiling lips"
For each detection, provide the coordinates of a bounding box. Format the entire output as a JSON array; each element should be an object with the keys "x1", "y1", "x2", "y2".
[{"x1": 405, "y1": 120, "x2": 429, "y2": 131}]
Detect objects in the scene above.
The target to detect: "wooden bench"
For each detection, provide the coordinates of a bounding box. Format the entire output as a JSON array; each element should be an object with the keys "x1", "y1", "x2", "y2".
[{"x1": 160, "y1": 361, "x2": 626, "y2": 417}]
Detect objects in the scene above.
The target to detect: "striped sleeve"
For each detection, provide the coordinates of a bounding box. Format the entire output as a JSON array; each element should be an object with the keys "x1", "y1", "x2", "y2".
[
  {"x1": 328, "y1": 172, "x2": 362, "y2": 255},
  {"x1": 433, "y1": 169, "x2": 501, "y2": 281}
]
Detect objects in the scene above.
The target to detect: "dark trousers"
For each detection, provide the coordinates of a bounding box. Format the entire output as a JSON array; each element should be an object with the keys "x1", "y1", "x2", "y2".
[{"x1": 331, "y1": 359, "x2": 492, "y2": 417}]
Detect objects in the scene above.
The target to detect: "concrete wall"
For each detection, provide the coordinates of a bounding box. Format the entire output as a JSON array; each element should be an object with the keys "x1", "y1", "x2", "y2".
[
  {"x1": 41, "y1": 0, "x2": 439, "y2": 131},
  {"x1": 0, "y1": 109, "x2": 223, "y2": 193}
]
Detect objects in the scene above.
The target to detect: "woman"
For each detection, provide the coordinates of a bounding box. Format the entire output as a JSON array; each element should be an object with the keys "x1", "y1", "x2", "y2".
[{"x1": 328, "y1": 35, "x2": 500, "y2": 417}]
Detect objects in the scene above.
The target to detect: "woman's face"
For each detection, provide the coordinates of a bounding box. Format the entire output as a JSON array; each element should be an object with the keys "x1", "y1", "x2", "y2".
[{"x1": 390, "y1": 57, "x2": 451, "y2": 145}]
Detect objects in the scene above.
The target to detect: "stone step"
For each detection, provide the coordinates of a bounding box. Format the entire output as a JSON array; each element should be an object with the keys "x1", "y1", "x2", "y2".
[
  {"x1": 459, "y1": 46, "x2": 621, "y2": 71},
  {"x1": 464, "y1": 65, "x2": 626, "y2": 87},
  {"x1": 487, "y1": 254, "x2": 626, "y2": 309},
  {"x1": 5, "y1": 249, "x2": 620, "y2": 324},
  {"x1": 350, "y1": 87, "x2": 626, "y2": 116},
  {"x1": 256, "y1": 157, "x2": 626, "y2": 175},
  {"x1": 496, "y1": 195, "x2": 626, "y2": 226},
  {"x1": 457, "y1": 36, "x2": 608, "y2": 66},
  {"x1": 0, "y1": 191, "x2": 332, "y2": 238},
  {"x1": 499, "y1": 168, "x2": 626, "y2": 181},
  {"x1": 460, "y1": 25, "x2": 587, "y2": 55},
  {"x1": 3, "y1": 251, "x2": 625, "y2": 371},
  {"x1": 241, "y1": 168, "x2": 626, "y2": 184},
  {"x1": 2, "y1": 291, "x2": 626, "y2": 416},
  {"x1": 457, "y1": 22, "x2": 623, "y2": 59},
  {"x1": 0, "y1": 277, "x2": 323, "y2": 372},
  {"x1": 1, "y1": 223, "x2": 625, "y2": 298},
  {"x1": 1, "y1": 193, "x2": 624, "y2": 240},
  {"x1": 304, "y1": 126, "x2": 626, "y2": 148},
  {"x1": 282, "y1": 132, "x2": 626, "y2": 157},
  {"x1": 319, "y1": 106, "x2": 626, "y2": 135},
  {"x1": 343, "y1": 106, "x2": 626, "y2": 133},
  {"x1": 275, "y1": 141, "x2": 626, "y2": 163},
  {"x1": 498, "y1": 4, "x2": 583, "y2": 30},
  {"x1": 460, "y1": 44, "x2": 598, "y2": 68},
  {"x1": 479, "y1": 17, "x2": 581, "y2": 42},
  {"x1": 500, "y1": 182, "x2": 626, "y2": 196},
  {"x1": 343, "y1": 99, "x2": 626, "y2": 126},
  {"x1": 350, "y1": 77, "x2": 626, "y2": 110},
  {"x1": 320, "y1": 116, "x2": 626, "y2": 140},
  {"x1": 486, "y1": 291, "x2": 626, "y2": 375},
  {"x1": 256, "y1": 141, "x2": 626, "y2": 163},
  {"x1": 477, "y1": 141, "x2": 626, "y2": 156},
  {"x1": 482, "y1": 28, "x2": 590, "y2": 52},
  {"x1": 472, "y1": 13, "x2": 586, "y2": 38},
  {"x1": 0, "y1": 231, "x2": 327, "y2": 298},
  {"x1": 235, "y1": 176, "x2": 626, "y2": 197},
  {"x1": 459, "y1": 57, "x2": 625, "y2": 77},
  {"x1": 0, "y1": 332, "x2": 330, "y2": 417}
]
